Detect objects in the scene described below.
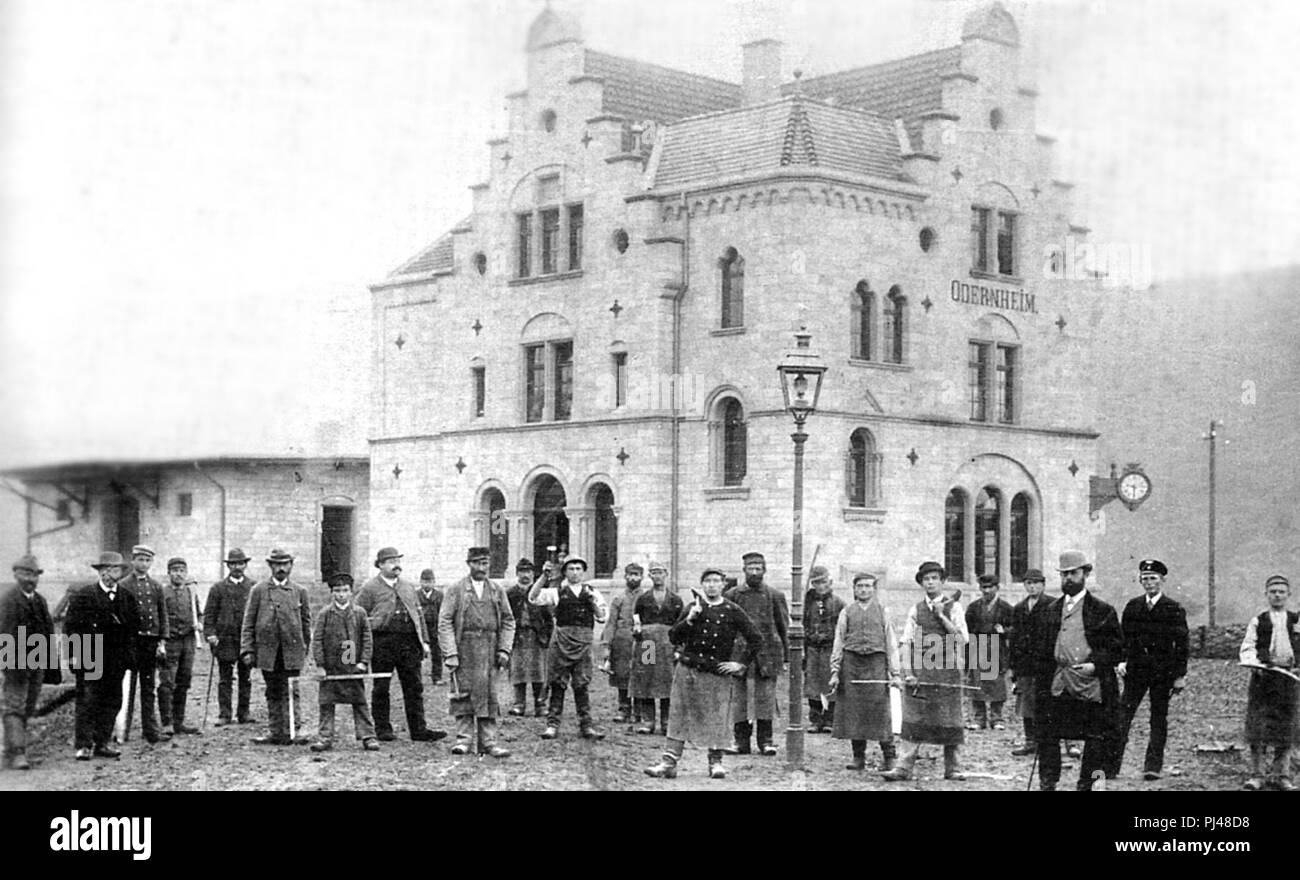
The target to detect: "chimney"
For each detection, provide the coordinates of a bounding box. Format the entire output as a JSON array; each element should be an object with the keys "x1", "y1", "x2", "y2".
[{"x1": 742, "y1": 39, "x2": 783, "y2": 106}]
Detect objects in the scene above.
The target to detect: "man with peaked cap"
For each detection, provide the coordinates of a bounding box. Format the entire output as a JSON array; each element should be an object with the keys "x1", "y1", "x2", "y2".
[
  {"x1": 118, "y1": 544, "x2": 171, "y2": 743},
  {"x1": 644, "y1": 567, "x2": 764, "y2": 780},
  {"x1": 803, "y1": 565, "x2": 845, "y2": 733},
  {"x1": 1115, "y1": 558, "x2": 1189, "y2": 780},
  {"x1": 439, "y1": 547, "x2": 515, "y2": 757},
  {"x1": 882, "y1": 561, "x2": 970, "y2": 782},
  {"x1": 631, "y1": 560, "x2": 684, "y2": 734},
  {"x1": 829, "y1": 572, "x2": 900, "y2": 771},
  {"x1": 965, "y1": 573, "x2": 1014, "y2": 730},
  {"x1": 355, "y1": 547, "x2": 445, "y2": 743},
  {"x1": 416, "y1": 568, "x2": 443, "y2": 685},
  {"x1": 239, "y1": 548, "x2": 313, "y2": 745},
  {"x1": 1029, "y1": 549, "x2": 1124, "y2": 791},
  {"x1": 724, "y1": 551, "x2": 789, "y2": 756},
  {"x1": 1007, "y1": 568, "x2": 1051, "y2": 756},
  {"x1": 65, "y1": 551, "x2": 139, "y2": 759},
  {"x1": 203, "y1": 548, "x2": 256, "y2": 725},
  {"x1": 506, "y1": 558, "x2": 551, "y2": 716},
  {"x1": 601, "y1": 562, "x2": 645, "y2": 724},
  {"x1": 531, "y1": 554, "x2": 608, "y2": 740},
  {"x1": 1, "y1": 554, "x2": 56, "y2": 769},
  {"x1": 158, "y1": 557, "x2": 204, "y2": 735},
  {"x1": 1239, "y1": 574, "x2": 1299, "y2": 790}
]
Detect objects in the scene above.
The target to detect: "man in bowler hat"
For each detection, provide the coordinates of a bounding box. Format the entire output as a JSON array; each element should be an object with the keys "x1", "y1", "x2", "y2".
[
  {"x1": 239, "y1": 549, "x2": 313, "y2": 745},
  {"x1": 204, "y1": 548, "x2": 257, "y2": 724},
  {"x1": 1, "y1": 554, "x2": 56, "y2": 769},
  {"x1": 65, "y1": 551, "x2": 139, "y2": 759}
]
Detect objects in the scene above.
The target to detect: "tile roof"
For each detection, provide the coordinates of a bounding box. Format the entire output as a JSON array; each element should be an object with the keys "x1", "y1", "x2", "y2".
[
  {"x1": 390, "y1": 215, "x2": 473, "y2": 278},
  {"x1": 653, "y1": 96, "x2": 903, "y2": 190},
  {"x1": 584, "y1": 50, "x2": 742, "y2": 123}
]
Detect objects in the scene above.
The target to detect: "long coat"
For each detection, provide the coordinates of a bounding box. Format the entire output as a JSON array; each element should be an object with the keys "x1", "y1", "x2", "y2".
[
  {"x1": 1008, "y1": 593, "x2": 1055, "y2": 678},
  {"x1": 239, "y1": 579, "x2": 313, "y2": 671},
  {"x1": 1031, "y1": 591, "x2": 1123, "y2": 740},
  {"x1": 65, "y1": 583, "x2": 140, "y2": 677},
  {"x1": 0, "y1": 584, "x2": 58, "y2": 683},
  {"x1": 1120, "y1": 595, "x2": 1189, "y2": 681},
  {"x1": 438, "y1": 577, "x2": 516, "y2": 717},
  {"x1": 723, "y1": 582, "x2": 789, "y2": 679},
  {"x1": 311, "y1": 602, "x2": 373, "y2": 704},
  {"x1": 203, "y1": 576, "x2": 253, "y2": 662}
]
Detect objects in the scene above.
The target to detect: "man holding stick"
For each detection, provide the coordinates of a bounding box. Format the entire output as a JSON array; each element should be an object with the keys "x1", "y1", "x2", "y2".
[
  {"x1": 803, "y1": 565, "x2": 844, "y2": 733},
  {"x1": 239, "y1": 548, "x2": 312, "y2": 746},
  {"x1": 310, "y1": 572, "x2": 380, "y2": 752},
  {"x1": 1007, "y1": 568, "x2": 1050, "y2": 756},
  {"x1": 724, "y1": 551, "x2": 788, "y2": 757},
  {"x1": 829, "y1": 572, "x2": 899, "y2": 770},
  {"x1": 1238, "y1": 574, "x2": 1300, "y2": 790},
  {"x1": 531, "y1": 555, "x2": 607, "y2": 741},
  {"x1": 118, "y1": 545, "x2": 171, "y2": 744},
  {"x1": 1, "y1": 554, "x2": 56, "y2": 770},
  {"x1": 204, "y1": 548, "x2": 256, "y2": 725},
  {"x1": 158, "y1": 557, "x2": 203, "y2": 736},
  {"x1": 66, "y1": 552, "x2": 138, "y2": 760}
]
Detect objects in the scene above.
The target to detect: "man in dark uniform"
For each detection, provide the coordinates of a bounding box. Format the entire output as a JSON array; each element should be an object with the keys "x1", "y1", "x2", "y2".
[
  {"x1": 65, "y1": 551, "x2": 139, "y2": 760},
  {"x1": 724, "y1": 551, "x2": 789, "y2": 756},
  {"x1": 965, "y1": 574, "x2": 1014, "y2": 730},
  {"x1": 203, "y1": 548, "x2": 256, "y2": 725},
  {"x1": 1115, "y1": 558, "x2": 1189, "y2": 780},
  {"x1": 118, "y1": 544, "x2": 171, "y2": 743},
  {"x1": 602, "y1": 563, "x2": 644, "y2": 723},
  {"x1": 1, "y1": 554, "x2": 56, "y2": 770},
  {"x1": 239, "y1": 548, "x2": 313, "y2": 746},
  {"x1": 355, "y1": 547, "x2": 446, "y2": 743},
  {"x1": 803, "y1": 565, "x2": 844, "y2": 733},
  {"x1": 1008, "y1": 568, "x2": 1050, "y2": 756},
  {"x1": 417, "y1": 569, "x2": 443, "y2": 685},
  {"x1": 158, "y1": 557, "x2": 203, "y2": 735},
  {"x1": 506, "y1": 558, "x2": 550, "y2": 716},
  {"x1": 1031, "y1": 549, "x2": 1124, "y2": 791}
]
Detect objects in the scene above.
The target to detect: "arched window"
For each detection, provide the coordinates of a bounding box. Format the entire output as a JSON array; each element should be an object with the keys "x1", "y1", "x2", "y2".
[
  {"x1": 851, "y1": 280, "x2": 874, "y2": 360},
  {"x1": 722, "y1": 398, "x2": 747, "y2": 486},
  {"x1": 974, "y1": 487, "x2": 1002, "y2": 579},
  {"x1": 1010, "y1": 492, "x2": 1030, "y2": 581},
  {"x1": 592, "y1": 484, "x2": 617, "y2": 578},
  {"x1": 530, "y1": 475, "x2": 569, "y2": 565},
  {"x1": 846, "y1": 428, "x2": 881, "y2": 508},
  {"x1": 720, "y1": 248, "x2": 745, "y2": 329},
  {"x1": 944, "y1": 489, "x2": 967, "y2": 580},
  {"x1": 482, "y1": 488, "x2": 508, "y2": 578},
  {"x1": 884, "y1": 286, "x2": 906, "y2": 364}
]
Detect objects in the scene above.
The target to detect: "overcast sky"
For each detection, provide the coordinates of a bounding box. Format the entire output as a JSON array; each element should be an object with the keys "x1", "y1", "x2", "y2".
[{"x1": 1, "y1": 0, "x2": 1295, "y2": 467}]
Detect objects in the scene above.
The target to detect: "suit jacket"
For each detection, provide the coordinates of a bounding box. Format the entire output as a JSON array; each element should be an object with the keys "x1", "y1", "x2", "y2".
[
  {"x1": 355, "y1": 575, "x2": 429, "y2": 645},
  {"x1": 1008, "y1": 593, "x2": 1055, "y2": 677},
  {"x1": 118, "y1": 571, "x2": 169, "y2": 639},
  {"x1": 239, "y1": 579, "x2": 313, "y2": 671},
  {"x1": 1031, "y1": 591, "x2": 1123, "y2": 710},
  {"x1": 507, "y1": 583, "x2": 553, "y2": 647},
  {"x1": 1120, "y1": 594, "x2": 1189, "y2": 680},
  {"x1": 65, "y1": 582, "x2": 141, "y2": 677},
  {"x1": 966, "y1": 595, "x2": 1014, "y2": 674},
  {"x1": 723, "y1": 582, "x2": 789, "y2": 678},
  {"x1": 203, "y1": 576, "x2": 254, "y2": 662}
]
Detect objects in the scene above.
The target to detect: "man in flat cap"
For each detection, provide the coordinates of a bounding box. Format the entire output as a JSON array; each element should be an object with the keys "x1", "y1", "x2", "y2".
[
  {"x1": 601, "y1": 562, "x2": 645, "y2": 724},
  {"x1": 1, "y1": 554, "x2": 56, "y2": 769},
  {"x1": 531, "y1": 554, "x2": 608, "y2": 740},
  {"x1": 1007, "y1": 568, "x2": 1051, "y2": 756},
  {"x1": 240, "y1": 549, "x2": 313, "y2": 745},
  {"x1": 417, "y1": 569, "x2": 443, "y2": 685},
  {"x1": 883, "y1": 561, "x2": 969, "y2": 782},
  {"x1": 630, "y1": 560, "x2": 684, "y2": 734},
  {"x1": 439, "y1": 547, "x2": 515, "y2": 757},
  {"x1": 118, "y1": 544, "x2": 171, "y2": 743},
  {"x1": 204, "y1": 548, "x2": 256, "y2": 725},
  {"x1": 829, "y1": 572, "x2": 899, "y2": 771},
  {"x1": 1239, "y1": 574, "x2": 1299, "y2": 790},
  {"x1": 803, "y1": 565, "x2": 845, "y2": 733},
  {"x1": 65, "y1": 552, "x2": 139, "y2": 759},
  {"x1": 724, "y1": 551, "x2": 789, "y2": 756},
  {"x1": 506, "y1": 558, "x2": 551, "y2": 717},
  {"x1": 1114, "y1": 558, "x2": 1188, "y2": 781},
  {"x1": 1028, "y1": 550, "x2": 1124, "y2": 791},
  {"x1": 158, "y1": 557, "x2": 204, "y2": 736},
  {"x1": 356, "y1": 547, "x2": 445, "y2": 742},
  {"x1": 965, "y1": 574, "x2": 1014, "y2": 730}
]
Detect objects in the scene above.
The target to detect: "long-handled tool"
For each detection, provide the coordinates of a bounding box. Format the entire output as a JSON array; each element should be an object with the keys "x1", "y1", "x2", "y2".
[
  {"x1": 1026, "y1": 747, "x2": 1040, "y2": 791},
  {"x1": 287, "y1": 675, "x2": 297, "y2": 741},
  {"x1": 316, "y1": 672, "x2": 395, "y2": 681},
  {"x1": 201, "y1": 652, "x2": 216, "y2": 731},
  {"x1": 123, "y1": 670, "x2": 138, "y2": 742}
]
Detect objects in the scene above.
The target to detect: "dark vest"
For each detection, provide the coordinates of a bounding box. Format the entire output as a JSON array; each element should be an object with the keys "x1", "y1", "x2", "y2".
[
  {"x1": 1255, "y1": 610, "x2": 1300, "y2": 665},
  {"x1": 842, "y1": 601, "x2": 887, "y2": 655},
  {"x1": 804, "y1": 591, "x2": 841, "y2": 646},
  {"x1": 554, "y1": 585, "x2": 597, "y2": 628},
  {"x1": 912, "y1": 600, "x2": 959, "y2": 668}
]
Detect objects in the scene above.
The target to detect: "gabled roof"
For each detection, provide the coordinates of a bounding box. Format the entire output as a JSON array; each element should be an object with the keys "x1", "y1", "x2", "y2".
[
  {"x1": 389, "y1": 214, "x2": 475, "y2": 279},
  {"x1": 653, "y1": 95, "x2": 904, "y2": 190},
  {"x1": 584, "y1": 50, "x2": 742, "y2": 123}
]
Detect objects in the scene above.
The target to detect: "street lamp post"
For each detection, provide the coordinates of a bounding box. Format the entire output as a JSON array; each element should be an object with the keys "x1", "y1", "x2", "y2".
[{"x1": 776, "y1": 328, "x2": 826, "y2": 771}]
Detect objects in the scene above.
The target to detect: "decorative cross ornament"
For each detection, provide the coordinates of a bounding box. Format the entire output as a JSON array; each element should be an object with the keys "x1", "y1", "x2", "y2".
[
  {"x1": 609, "y1": 300, "x2": 623, "y2": 317},
  {"x1": 581, "y1": 131, "x2": 593, "y2": 147},
  {"x1": 392, "y1": 464, "x2": 402, "y2": 479},
  {"x1": 1031, "y1": 183, "x2": 1041, "y2": 198},
  {"x1": 1068, "y1": 460, "x2": 1079, "y2": 477},
  {"x1": 501, "y1": 151, "x2": 512, "y2": 166},
  {"x1": 616, "y1": 447, "x2": 630, "y2": 466},
  {"x1": 1055, "y1": 315, "x2": 1068, "y2": 332},
  {"x1": 921, "y1": 296, "x2": 933, "y2": 313},
  {"x1": 951, "y1": 167, "x2": 963, "y2": 183},
  {"x1": 394, "y1": 334, "x2": 405, "y2": 350},
  {"x1": 906, "y1": 448, "x2": 919, "y2": 466},
  {"x1": 472, "y1": 319, "x2": 483, "y2": 336},
  {"x1": 455, "y1": 457, "x2": 467, "y2": 474}
]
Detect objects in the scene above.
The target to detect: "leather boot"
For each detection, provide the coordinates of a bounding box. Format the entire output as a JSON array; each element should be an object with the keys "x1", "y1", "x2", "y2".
[
  {"x1": 727, "y1": 721, "x2": 752, "y2": 755},
  {"x1": 880, "y1": 740, "x2": 897, "y2": 772},
  {"x1": 644, "y1": 752, "x2": 678, "y2": 779},
  {"x1": 708, "y1": 749, "x2": 727, "y2": 779},
  {"x1": 846, "y1": 740, "x2": 867, "y2": 771},
  {"x1": 756, "y1": 720, "x2": 777, "y2": 756}
]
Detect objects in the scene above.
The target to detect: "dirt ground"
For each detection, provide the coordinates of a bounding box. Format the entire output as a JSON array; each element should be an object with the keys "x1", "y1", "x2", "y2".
[{"x1": 0, "y1": 657, "x2": 1255, "y2": 791}]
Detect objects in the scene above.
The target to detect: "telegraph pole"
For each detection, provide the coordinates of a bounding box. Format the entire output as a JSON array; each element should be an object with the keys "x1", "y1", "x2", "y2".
[{"x1": 1204, "y1": 420, "x2": 1221, "y2": 628}]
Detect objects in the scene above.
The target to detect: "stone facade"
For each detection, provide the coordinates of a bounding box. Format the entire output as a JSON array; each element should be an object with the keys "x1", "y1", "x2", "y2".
[{"x1": 369, "y1": 4, "x2": 1103, "y2": 614}]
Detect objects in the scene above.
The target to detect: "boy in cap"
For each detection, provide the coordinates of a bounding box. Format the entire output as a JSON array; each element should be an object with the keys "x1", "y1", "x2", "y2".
[
  {"x1": 1115, "y1": 558, "x2": 1188, "y2": 780},
  {"x1": 724, "y1": 551, "x2": 789, "y2": 756},
  {"x1": 882, "y1": 561, "x2": 969, "y2": 782},
  {"x1": 964, "y1": 574, "x2": 1013, "y2": 730},
  {"x1": 158, "y1": 557, "x2": 203, "y2": 735},
  {"x1": 240, "y1": 548, "x2": 313, "y2": 746},
  {"x1": 531, "y1": 555, "x2": 608, "y2": 740},
  {"x1": 506, "y1": 558, "x2": 551, "y2": 716},
  {"x1": 644, "y1": 568, "x2": 764, "y2": 780},
  {"x1": 1239, "y1": 574, "x2": 1299, "y2": 790},
  {"x1": 204, "y1": 548, "x2": 256, "y2": 725},
  {"x1": 803, "y1": 565, "x2": 845, "y2": 733},
  {"x1": 417, "y1": 569, "x2": 443, "y2": 685},
  {"x1": 1007, "y1": 568, "x2": 1051, "y2": 756},
  {"x1": 118, "y1": 544, "x2": 171, "y2": 743},
  {"x1": 829, "y1": 572, "x2": 899, "y2": 770},
  {"x1": 310, "y1": 573, "x2": 379, "y2": 752},
  {"x1": 66, "y1": 551, "x2": 139, "y2": 759},
  {"x1": 1, "y1": 554, "x2": 55, "y2": 769},
  {"x1": 602, "y1": 562, "x2": 645, "y2": 724}
]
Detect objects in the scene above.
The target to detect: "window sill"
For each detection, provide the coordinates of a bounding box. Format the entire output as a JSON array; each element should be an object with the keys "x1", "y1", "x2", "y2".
[
  {"x1": 846, "y1": 358, "x2": 911, "y2": 372},
  {"x1": 969, "y1": 418, "x2": 1020, "y2": 426},
  {"x1": 704, "y1": 486, "x2": 750, "y2": 501},
  {"x1": 508, "y1": 269, "x2": 584, "y2": 288},
  {"x1": 968, "y1": 269, "x2": 1023, "y2": 286},
  {"x1": 710, "y1": 326, "x2": 747, "y2": 337},
  {"x1": 843, "y1": 507, "x2": 887, "y2": 522}
]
